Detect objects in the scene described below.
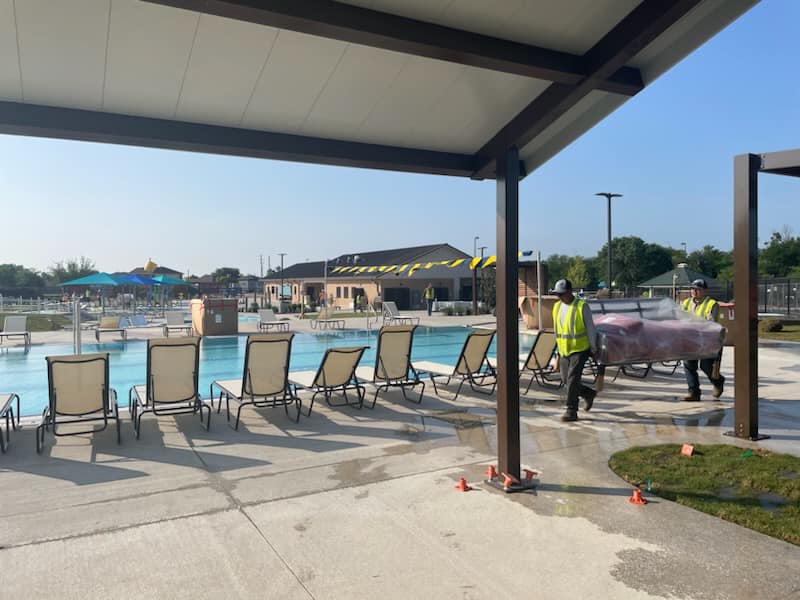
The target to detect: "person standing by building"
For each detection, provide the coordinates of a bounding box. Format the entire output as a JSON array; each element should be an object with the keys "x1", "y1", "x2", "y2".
[
  {"x1": 681, "y1": 278, "x2": 725, "y2": 401},
  {"x1": 423, "y1": 283, "x2": 435, "y2": 316},
  {"x1": 551, "y1": 279, "x2": 597, "y2": 422}
]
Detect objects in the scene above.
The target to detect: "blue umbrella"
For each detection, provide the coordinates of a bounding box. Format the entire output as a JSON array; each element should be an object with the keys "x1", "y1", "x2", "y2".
[{"x1": 61, "y1": 272, "x2": 120, "y2": 286}]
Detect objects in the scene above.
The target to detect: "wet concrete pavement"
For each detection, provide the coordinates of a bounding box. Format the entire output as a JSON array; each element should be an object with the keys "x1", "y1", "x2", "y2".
[{"x1": 1, "y1": 345, "x2": 799, "y2": 599}]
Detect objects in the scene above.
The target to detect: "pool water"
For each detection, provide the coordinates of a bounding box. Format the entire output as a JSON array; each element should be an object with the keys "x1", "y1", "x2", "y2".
[{"x1": 1, "y1": 327, "x2": 536, "y2": 416}]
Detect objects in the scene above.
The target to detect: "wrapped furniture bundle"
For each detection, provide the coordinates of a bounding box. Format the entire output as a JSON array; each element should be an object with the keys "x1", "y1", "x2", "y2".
[{"x1": 594, "y1": 313, "x2": 725, "y2": 366}]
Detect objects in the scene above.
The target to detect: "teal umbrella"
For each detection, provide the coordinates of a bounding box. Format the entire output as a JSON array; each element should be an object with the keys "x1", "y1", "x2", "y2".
[{"x1": 61, "y1": 272, "x2": 120, "y2": 286}]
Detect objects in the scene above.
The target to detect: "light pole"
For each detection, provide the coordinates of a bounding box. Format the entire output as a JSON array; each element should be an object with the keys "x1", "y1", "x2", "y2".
[
  {"x1": 278, "y1": 252, "x2": 286, "y2": 312},
  {"x1": 478, "y1": 245, "x2": 487, "y2": 309},
  {"x1": 681, "y1": 242, "x2": 687, "y2": 257},
  {"x1": 472, "y1": 236, "x2": 479, "y2": 315},
  {"x1": 595, "y1": 193, "x2": 622, "y2": 291}
]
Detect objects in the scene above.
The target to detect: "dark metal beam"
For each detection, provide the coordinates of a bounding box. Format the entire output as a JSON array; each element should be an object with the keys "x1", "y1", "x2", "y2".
[
  {"x1": 759, "y1": 149, "x2": 800, "y2": 177},
  {"x1": 144, "y1": 0, "x2": 642, "y2": 96},
  {"x1": 496, "y1": 146, "x2": 520, "y2": 478},
  {"x1": 472, "y1": 0, "x2": 701, "y2": 179},
  {"x1": 0, "y1": 101, "x2": 477, "y2": 177},
  {"x1": 731, "y1": 154, "x2": 762, "y2": 440}
]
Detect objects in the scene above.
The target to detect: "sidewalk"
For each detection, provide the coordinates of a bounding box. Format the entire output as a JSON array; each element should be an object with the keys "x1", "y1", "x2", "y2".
[{"x1": 1, "y1": 345, "x2": 798, "y2": 598}]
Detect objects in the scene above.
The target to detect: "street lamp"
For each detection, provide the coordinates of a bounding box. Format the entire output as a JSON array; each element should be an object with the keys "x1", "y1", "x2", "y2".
[
  {"x1": 478, "y1": 245, "x2": 487, "y2": 308},
  {"x1": 472, "y1": 236, "x2": 479, "y2": 315},
  {"x1": 681, "y1": 242, "x2": 687, "y2": 257},
  {"x1": 278, "y1": 252, "x2": 287, "y2": 312},
  {"x1": 595, "y1": 193, "x2": 623, "y2": 291}
]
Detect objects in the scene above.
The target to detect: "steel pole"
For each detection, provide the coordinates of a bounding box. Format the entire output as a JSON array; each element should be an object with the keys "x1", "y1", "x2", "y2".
[
  {"x1": 73, "y1": 300, "x2": 81, "y2": 355},
  {"x1": 607, "y1": 195, "x2": 612, "y2": 292}
]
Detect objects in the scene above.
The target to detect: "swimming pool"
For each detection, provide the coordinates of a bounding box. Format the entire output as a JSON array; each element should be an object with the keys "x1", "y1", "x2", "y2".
[{"x1": 1, "y1": 327, "x2": 536, "y2": 416}]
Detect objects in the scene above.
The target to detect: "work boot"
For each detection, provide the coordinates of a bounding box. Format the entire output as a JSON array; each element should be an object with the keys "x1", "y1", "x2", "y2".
[
  {"x1": 582, "y1": 389, "x2": 596, "y2": 412},
  {"x1": 712, "y1": 377, "x2": 725, "y2": 399},
  {"x1": 561, "y1": 410, "x2": 578, "y2": 422},
  {"x1": 682, "y1": 391, "x2": 701, "y2": 402}
]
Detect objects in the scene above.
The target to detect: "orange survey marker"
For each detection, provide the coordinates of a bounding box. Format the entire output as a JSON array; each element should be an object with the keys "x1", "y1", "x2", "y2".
[
  {"x1": 501, "y1": 472, "x2": 520, "y2": 490},
  {"x1": 484, "y1": 465, "x2": 498, "y2": 480},
  {"x1": 681, "y1": 444, "x2": 695, "y2": 457},
  {"x1": 522, "y1": 469, "x2": 538, "y2": 482},
  {"x1": 629, "y1": 488, "x2": 646, "y2": 505},
  {"x1": 454, "y1": 477, "x2": 472, "y2": 492}
]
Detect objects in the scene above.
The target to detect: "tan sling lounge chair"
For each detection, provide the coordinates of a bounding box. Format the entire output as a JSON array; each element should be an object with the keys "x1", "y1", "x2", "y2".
[
  {"x1": 355, "y1": 324, "x2": 425, "y2": 408},
  {"x1": 162, "y1": 311, "x2": 193, "y2": 337},
  {"x1": 488, "y1": 330, "x2": 562, "y2": 393},
  {"x1": 0, "y1": 316, "x2": 30, "y2": 347},
  {"x1": 289, "y1": 346, "x2": 368, "y2": 415},
  {"x1": 414, "y1": 329, "x2": 496, "y2": 400},
  {"x1": 95, "y1": 316, "x2": 128, "y2": 342},
  {"x1": 1, "y1": 392, "x2": 20, "y2": 452},
  {"x1": 258, "y1": 309, "x2": 290, "y2": 332},
  {"x1": 310, "y1": 306, "x2": 344, "y2": 330},
  {"x1": 129, "y1": 337, "x2": 209, "y2": 438},
  {"x1": 37, "y1": 353, "x2": 119, "y2": 453},
  {"x1": 381, "y1": 301, "x2": 420, "y2": 326},
  {"x1": 210, "y1": 333, "x2": 301, "y2": 429}
]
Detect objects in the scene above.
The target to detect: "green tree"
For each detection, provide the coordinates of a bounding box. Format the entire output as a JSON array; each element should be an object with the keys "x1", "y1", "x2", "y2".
[
  {"x1": 0, "y1": 264, "x2": 45, "y2": 288},
  {"x1": 544, "y1": 254, "x2": 573, "y2": 284},
  {"x1": 212, "y1": 267, "x2": 241, "y2": 285},
  {"x1": 759, "y1": 230, "x2": 800, "y2": 278},
  {"x1": 596, "y1": 237, "x2": 673, "y2": 293},
  {"x1": 48, "y1": 257, "x2": 97, "y2": 284},
  {"x1": 686, "y1": 245, "x2": 732, "y2": 278},
  {"x1": 566, "y1": 257, "x2": 590, "y2": 288}
]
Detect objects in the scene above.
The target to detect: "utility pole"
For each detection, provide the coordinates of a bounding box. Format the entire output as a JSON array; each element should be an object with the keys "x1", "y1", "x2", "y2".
[
  {"x1": 472, "y1": 236, "x2": 479, "y2": 315},
  {"x1": 278, "y1": 253, "x2": 287, "y2": 313},
  {"x1": 595, "y1": 193, "x2": 623, "y2": 292},
  {"x1": 258, "y1": 254, "x2": 264, "y2": 278}
]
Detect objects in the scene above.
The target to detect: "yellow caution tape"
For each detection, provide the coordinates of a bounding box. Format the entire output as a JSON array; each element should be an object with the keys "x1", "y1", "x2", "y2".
[{"x1": 482, "y1": 256, "x2": 497, "y2": 268}]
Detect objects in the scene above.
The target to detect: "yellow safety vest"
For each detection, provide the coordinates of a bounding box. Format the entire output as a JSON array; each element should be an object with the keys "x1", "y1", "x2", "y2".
[
  {"x1": 424, "y1": 287, "x2": 434, "y2": 299},
  {"x1": 682, "y1": 297, "x2": 719, "y2": 321},
  {"x1": 553, "y1": 299, "x2": 590, "y2": 356}
]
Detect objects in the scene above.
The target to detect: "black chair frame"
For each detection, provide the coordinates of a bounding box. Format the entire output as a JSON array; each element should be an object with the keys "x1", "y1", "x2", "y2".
[
  {"x1": 1, "y1": 393, "x2": 20, "y2": 453},
  {"x1": 300, "y1": 346, "x2": 368, "y2": 417}
]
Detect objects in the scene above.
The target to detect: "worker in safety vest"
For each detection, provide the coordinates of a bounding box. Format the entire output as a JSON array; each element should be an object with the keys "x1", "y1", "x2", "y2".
[
  {"x1": 424, "y1": 283, "x2": 435, "y2": 316},
  {"x1": 681, "y1": 278, "x2": 724, "y2": 401},
  {"x1": 551, "y1": 279, "x2": 597, "y2": 422}
]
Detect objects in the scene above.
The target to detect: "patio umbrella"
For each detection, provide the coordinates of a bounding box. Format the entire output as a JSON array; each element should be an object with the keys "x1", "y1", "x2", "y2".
[{"x1": 150, "y1": 274, "x2": 191, "y2": 287}]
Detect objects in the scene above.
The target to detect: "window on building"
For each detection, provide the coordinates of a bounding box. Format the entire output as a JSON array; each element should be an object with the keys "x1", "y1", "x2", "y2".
[
  {"x1": 336, "y1": 287, "x2": 341, "y2": 298},
  {"x1": 344, "y1": 287, "x2": 349, "y2": 298}
]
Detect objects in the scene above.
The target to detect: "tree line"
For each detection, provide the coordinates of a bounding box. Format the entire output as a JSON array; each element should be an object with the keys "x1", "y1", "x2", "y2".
[
  {"x1": 545, "y1": 229, "x2": 800, "y2": 293},
  {"x1": 0, "y1": 257, "x2": 97, "y2": 289}
]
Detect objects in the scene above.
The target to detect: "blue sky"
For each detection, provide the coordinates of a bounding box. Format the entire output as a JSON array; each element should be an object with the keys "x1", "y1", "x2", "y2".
[{"x1": 1, "y1": 1, "x2": 798, "y2": 276}]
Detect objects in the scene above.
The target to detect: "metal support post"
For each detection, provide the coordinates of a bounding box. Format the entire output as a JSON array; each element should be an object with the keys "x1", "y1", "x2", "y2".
[
  {"x1": 728, "y1": 154, "x2": 767, "y2": 440},
  {"x1": 495, "y1": 147, "x2": 520, "y2": 479},
  {"x1": 73, "y1": 300, "x2": 82, "y2": 355}
]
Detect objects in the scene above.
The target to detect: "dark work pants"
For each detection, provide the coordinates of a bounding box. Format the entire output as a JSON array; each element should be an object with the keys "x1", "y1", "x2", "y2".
[
  {"x1": 560, "y1": 349, "x2": 593, "y2": 412},
  {"x1": 684, "y1": 350, "x2": 724, "y2": 393},
  {"x1": 426, "y1": 299, "x2": 433, "y2": 316}
]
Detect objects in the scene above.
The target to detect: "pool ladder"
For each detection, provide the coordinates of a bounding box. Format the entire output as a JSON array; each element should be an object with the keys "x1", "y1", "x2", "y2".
[{"x1": 366, "y1": 304, "x2": 380, "y2": 331}]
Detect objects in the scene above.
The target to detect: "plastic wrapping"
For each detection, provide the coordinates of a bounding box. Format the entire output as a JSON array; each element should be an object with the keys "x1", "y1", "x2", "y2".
[{"x1": 593, "y1": 299, "x2": 725, "y2": 366}]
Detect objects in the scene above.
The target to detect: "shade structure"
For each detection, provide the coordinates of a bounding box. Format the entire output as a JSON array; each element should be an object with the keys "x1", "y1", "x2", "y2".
[
  {"x1": 150, "y1": 274, "x2": 192, "y2": 287},
  {"x1": 61, "y1": 272, "x2": 120, "y2": 287},
  {"x1": 113, "y1": 273, "x2": 154, "y2": 286}
]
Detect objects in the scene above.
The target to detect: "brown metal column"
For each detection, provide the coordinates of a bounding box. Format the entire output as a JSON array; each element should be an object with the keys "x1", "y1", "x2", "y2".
[
  {"x1": 496, "y1": 147, "x2": 521, "y2": 477},
  {"x1": 732, "y1": 153, "x2": 764, "y2": 440}
]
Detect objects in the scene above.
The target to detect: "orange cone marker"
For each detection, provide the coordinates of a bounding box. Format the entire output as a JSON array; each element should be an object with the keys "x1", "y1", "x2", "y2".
[
  {"x1": 501, "y1": 472, "x2": 520, "y2": 490},
  {"x1": 454, "y1": 477, "x2": 472, "y2": 492},
  {"x1": 522, "y1": 469, "x2": 537, "y2": 482},
  {"x1": 484, "y1": 465, "x2": 498, "y2": 479},
  {"x1": 629, "y1": 488, "x2": 646, "y2": 505}
]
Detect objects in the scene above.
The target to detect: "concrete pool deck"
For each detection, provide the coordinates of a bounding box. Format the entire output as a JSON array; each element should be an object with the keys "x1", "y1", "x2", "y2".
[{"x1": 1, "y1": 320, "x2": 799, "y2": 598}]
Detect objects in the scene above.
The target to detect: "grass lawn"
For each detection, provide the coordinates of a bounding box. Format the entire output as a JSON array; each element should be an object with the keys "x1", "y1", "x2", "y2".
[
  {"x1": 609, "y1": 444, "x2": 800, "y2": 545},
  {"x1": 760, "y1": 323, "x2": 800, "y2": 342},
  {"x1": 0, "y1": 312, "x2": 70, "y2": 332}
]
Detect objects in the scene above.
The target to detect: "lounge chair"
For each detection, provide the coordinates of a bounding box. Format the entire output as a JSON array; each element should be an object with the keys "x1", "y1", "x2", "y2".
[
  {"x1": 355, "y1": 324, "x2": 425, "y2": 408},
  {"x1": 162, "y1": 311, "x2": 193, "y2": 337},
  {"x1": 36, "y1": 353, "x2": 120, "y2": 453},
  {"x1": 258, "y1": 309, "x2": 289, "y2": 332},
  {"x1": 95, "y1": 316, "x2": 128, "y2": 342},
  {"x1": 210, "y1": 333, "x2": 301, "y2": 429},
  {"x1": 289, "y1": 346, "x2": 368, "y2": 415},
  {"x1": 129, "y1": 337, "x2": 210, "y2": 438},
  {"x1": 309, "y1": 306, "x2": 345, "y2": 330},
  {"x1": 0, "y1": 316, "x2": 30, "y2": 347},
  {"x1": 488, "y1": 330, "x2": 561, "y2": 393},
  {"x1": 381, "y1": 301, "x2": 420, "y2": 326},
  {"x1": 1, "y1": 392, "x2": 20, "y2": 452},
  {"x1": 414, "y1": 329, "x2": 496, "y2": 400}
]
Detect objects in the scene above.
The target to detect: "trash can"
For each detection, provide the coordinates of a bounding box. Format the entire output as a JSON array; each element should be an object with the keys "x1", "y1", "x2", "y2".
[{"x1": 191, "y1": 298, "x2": 239, "y2": 336}]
